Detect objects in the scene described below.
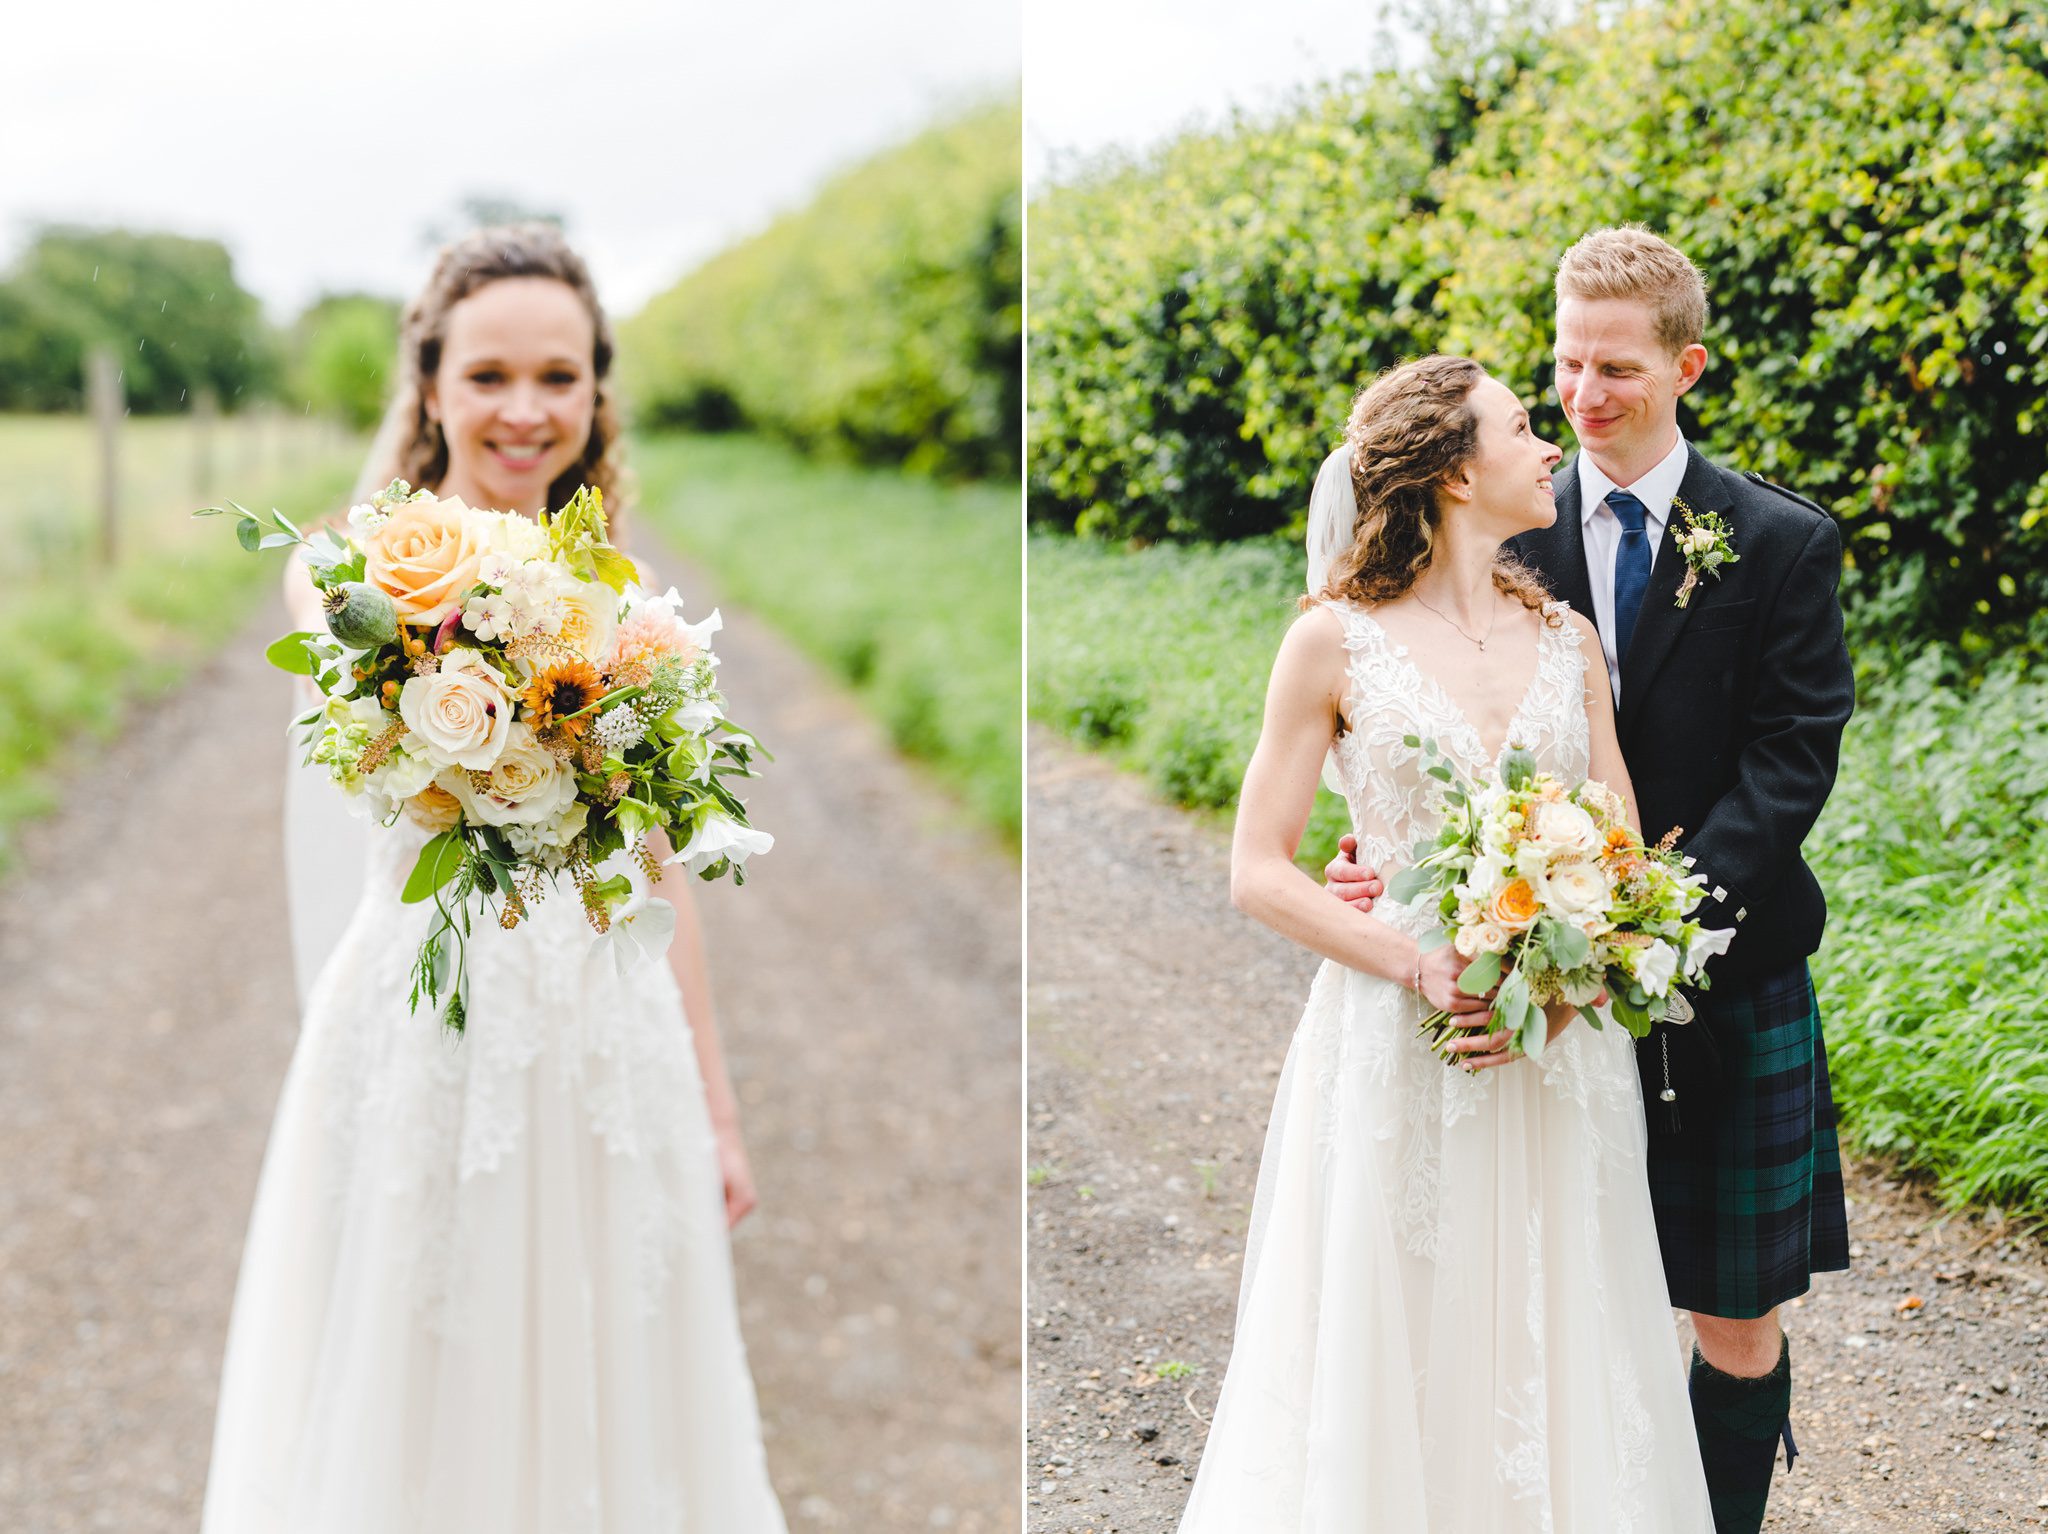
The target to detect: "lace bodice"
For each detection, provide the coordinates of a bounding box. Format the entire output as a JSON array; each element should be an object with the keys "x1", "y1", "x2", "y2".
[{"x1": 1325, "y1": 600, "x2": 1591, "y2": 909}]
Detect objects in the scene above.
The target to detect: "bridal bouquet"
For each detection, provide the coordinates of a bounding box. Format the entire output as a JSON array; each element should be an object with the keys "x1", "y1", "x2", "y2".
[
  {"x1": 199, "y1": 479, "x2": 770, "y2": 1031},
  {"x1": 1386, "y1": 737, "x2": 1730, "y2": 1062}
]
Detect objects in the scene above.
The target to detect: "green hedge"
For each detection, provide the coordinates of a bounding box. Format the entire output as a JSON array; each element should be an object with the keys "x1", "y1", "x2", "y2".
[
  {"x1": 624, "y1": 98, "x2": 1021, "y2": 480},
  {"x1": 634, "y1": 434, "x2": 1019, "y2": 842},
  {"x1": 1029, "y1": 531, "x2": 2048, "y2": 1222},
  {"x1": 1029, "y1": 0, "x2": 2048, "y2": 637}
]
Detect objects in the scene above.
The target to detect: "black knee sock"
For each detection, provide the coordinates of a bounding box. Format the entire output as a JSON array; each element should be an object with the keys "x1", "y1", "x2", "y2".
[{"x1": 1688, "y1": 1332, "x2": 1792, "y2": 1534}]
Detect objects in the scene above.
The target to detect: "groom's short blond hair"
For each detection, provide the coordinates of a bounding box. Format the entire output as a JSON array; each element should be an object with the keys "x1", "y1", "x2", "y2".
[{"x1": 1556, "y1": 226, "x2": 1708, "y2": 356}]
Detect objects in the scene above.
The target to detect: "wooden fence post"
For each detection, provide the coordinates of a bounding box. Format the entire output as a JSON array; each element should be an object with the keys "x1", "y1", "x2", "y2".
[
  {"x1": 87, "y1": 347, "x2": 122, "y2": 567},
  {"x1": 193, "y1": 387, "x2": 218, "y2": 499}
]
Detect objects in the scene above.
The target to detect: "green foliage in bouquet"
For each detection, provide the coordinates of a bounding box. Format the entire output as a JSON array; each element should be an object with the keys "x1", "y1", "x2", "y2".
[
  {"x1": 623, "y1": 96, "x2": 1021, "y2": 480},
  {"x1": 1386, "y1": 735, "x2": 1723, "y2": 1061},
  {"x1": 198, "y1": 482, "x2": 769, "y2": 1033},
  {"x1": 1029, "y1": 0, "x2": 2048, "y2": 640}
]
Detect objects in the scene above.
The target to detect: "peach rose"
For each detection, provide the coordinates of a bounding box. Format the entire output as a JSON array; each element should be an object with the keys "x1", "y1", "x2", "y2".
[
  {"x1": 403, "y1": 783, "x2": 464, "y2": 832},
  {"x1": 364, "y1": 493, "x2": 491, "y2": 626},
  {"x1": 1486, "y1": 878, "x2": 1541, "y2": 932}
]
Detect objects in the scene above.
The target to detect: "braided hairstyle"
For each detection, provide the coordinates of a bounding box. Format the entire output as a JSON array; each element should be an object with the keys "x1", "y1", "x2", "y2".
[{"x1": 1305, "y1": 354, "x2": 1554, "y2": 623}]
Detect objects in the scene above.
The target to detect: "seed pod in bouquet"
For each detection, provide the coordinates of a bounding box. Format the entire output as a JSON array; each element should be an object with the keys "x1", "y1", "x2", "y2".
[
  {"x1": 1499, "y1": 742, "x2": 1537, "y2": 791},
  {"x1": 323, "y1": 581, "x2": 400, "y2": 648}
]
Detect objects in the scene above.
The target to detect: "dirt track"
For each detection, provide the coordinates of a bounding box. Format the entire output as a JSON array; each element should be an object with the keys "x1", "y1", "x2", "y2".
[
  {"x1": 0, "y1": 555, "x2": 1021, "y2": 1533},
  {"x1": 1026, "y1": 730, "x2": 2048, "y2": 1533}
]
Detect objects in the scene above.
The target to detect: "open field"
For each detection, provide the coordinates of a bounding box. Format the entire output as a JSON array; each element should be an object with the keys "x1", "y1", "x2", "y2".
[{"x1": 637, "y1": 433, "x2": 1021, "y2": 842}]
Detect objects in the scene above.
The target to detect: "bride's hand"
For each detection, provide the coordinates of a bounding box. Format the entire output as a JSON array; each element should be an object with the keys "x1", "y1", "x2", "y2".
[
  {"x1": 1448, "y1": 999, "x2": 1581, "y2": 1072},
  {"x1": 715, "y1": 1122, "x2": 759, "y2": 1229}
]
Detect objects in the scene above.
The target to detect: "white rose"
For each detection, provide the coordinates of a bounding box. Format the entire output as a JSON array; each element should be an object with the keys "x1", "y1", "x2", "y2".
[
  {"x1": 440, "y1": 724, "x2": 579, "y2": 826},
  {"x1": 1473, "y1": 921, "x2": 1511, "y2": 955},
  {"x1": 665, "y1": 810, "x2": 774, "y2": 875},
  {"x1": 399, "y1": 648, "x2": 515, "y2": 769},
  {"x1": 1540, "y1": 861, "x2": 1612, "y2": 917},
  {"x1": 1635, "y1": 939, "x2": 1679, "y2": 996},
  {"x1": 1527, "y1": 799, "x2": 1602, "y2": 858}
]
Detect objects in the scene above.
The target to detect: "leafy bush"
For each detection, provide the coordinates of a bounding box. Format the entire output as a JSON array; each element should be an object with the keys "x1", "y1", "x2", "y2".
[
  {"x1": 623, "y1": 97, "x2": 1021, "y2": 480},
  {"x1": 0, "y1": 227, "x2": 281, "y2": 413},
  {"x1": 1031, "y1": 534, "x2": 2048, "y2": 1221},
  {"x1": 633, "y1": 434, "x2": 1019, "y2": 842},
  {"x1": 1029, "y1": 532, "x2": 1352, "y2": 856},
  {"x1": 290, "y1": 293, "x2": 401, "y2": 430},
  {"x1": 1029, "y1": 0, "x2": 2048, "y2": 637}
]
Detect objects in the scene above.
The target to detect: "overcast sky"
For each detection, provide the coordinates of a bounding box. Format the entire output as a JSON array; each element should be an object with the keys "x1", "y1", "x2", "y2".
[
  {"x1": 1, "y1": 0, "x2": 1018, "y2": 321},
  {"x1": 1025, "y1": 0, "x2": 1422, "y2": 187}
]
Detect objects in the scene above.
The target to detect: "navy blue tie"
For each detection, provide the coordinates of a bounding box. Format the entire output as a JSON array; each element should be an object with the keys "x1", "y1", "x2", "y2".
[{"x1": 1607, "y1": 489, "x2": 1653, "y2": 666}]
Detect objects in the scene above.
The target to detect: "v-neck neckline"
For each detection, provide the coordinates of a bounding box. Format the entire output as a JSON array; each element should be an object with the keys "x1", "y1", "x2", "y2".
[{"x1": 1356, "y1": 604, "x2": 1555, "y2": 772}]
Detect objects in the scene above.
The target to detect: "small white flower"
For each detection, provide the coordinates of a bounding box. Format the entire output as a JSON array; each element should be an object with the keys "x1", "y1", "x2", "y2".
[
  {"x1": 591, "y1": 891, "x2": 677, "y2": 979},
  {"x1": 345, "y1": 502, "x2": 388, "y2": 536},
  {"x1": 666, "y1": 811, "x2": 774, "y2": 875},
  {"x1": 1636, "y1": 939, "x2": 1679, "y2": 996},
  {"x1": 461, "y1": 592, "x2": 517, "y2": 643},
  {"x1": 1683, "y1": 925, "x2": 1736, "y2": 975}
]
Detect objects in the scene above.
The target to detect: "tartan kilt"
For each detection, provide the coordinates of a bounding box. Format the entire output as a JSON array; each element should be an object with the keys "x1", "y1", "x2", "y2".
[{"x1": 1639, "y1": 960, "x2": 1850, "y2": 1319}]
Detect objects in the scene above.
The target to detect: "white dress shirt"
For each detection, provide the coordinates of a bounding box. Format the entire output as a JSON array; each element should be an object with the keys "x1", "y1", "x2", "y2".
[{"x1": 1578, "y1": 433, "x2": 1691, "y2": 704}]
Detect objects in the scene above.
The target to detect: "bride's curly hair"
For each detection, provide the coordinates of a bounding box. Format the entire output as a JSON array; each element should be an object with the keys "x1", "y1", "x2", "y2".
[
  {"x1": 391, "y1": 223, "x2": 631, "y2": 530},
  {"x1": 1305, "y1": 354, "x2": 1555, "y2": 624}
]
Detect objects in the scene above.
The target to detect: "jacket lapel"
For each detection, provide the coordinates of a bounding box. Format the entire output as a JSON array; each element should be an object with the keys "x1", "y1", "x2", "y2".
[
  {"x1": 1546, "y1": 458, "x2": 1599, "y2": 619},
  {"x1": 1618, "y1": 445, "x2": 1726, "y2": 729}
]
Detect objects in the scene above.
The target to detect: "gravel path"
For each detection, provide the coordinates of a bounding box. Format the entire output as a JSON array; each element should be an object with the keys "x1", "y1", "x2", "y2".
[
  {"x1": 0, "y1": 553, "x2": 1021, "y2": 1534},
  {"x1": 1026, "y1": 729, "x2": 2048, "y2": 1533}
]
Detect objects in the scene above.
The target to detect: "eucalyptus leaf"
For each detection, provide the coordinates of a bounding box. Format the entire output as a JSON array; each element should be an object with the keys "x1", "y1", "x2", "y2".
[
  {"x1": 1386, "y1": 866, "x2": 1433, "y2": 902},
  {"x1": 1457, "y1": 949, "x2": 1504, "y2": 996}
]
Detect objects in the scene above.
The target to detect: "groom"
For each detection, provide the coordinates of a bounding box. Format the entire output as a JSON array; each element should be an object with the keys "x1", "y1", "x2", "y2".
[{"x1": 1327, "y1": 226, "x2": 1853, "y2": 1533}]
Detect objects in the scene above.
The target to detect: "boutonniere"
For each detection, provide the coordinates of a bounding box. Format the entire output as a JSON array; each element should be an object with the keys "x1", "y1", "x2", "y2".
[{"x1": 1670, "y1": 497, "x2": 1738, "y2": 609}]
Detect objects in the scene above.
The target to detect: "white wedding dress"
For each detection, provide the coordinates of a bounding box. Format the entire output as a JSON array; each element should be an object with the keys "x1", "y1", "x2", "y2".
[
  {"x1": 203, "y1": 801, "x2": 787, "y2": 1531},
  {"x1": 1178, "y1": 601, "x2": 1711, "y2": 1532}
]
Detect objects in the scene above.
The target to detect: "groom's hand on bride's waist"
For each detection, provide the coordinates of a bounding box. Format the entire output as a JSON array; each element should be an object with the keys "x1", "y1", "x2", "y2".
[{"x1": 1323, "y1": 834, "x2": 1383, "y2": 910}]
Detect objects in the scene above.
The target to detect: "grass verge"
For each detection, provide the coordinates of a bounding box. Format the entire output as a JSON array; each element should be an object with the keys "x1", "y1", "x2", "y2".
[
  {"x1": 633, "y1": 433, "x2": 1020, "y2": 844},
  {"x1": 0, "y1": 419, "x2": 360, "y2": 870},
  {"x1": 1028, "y1": 530, "x2": 2048, "y2": 1224}
]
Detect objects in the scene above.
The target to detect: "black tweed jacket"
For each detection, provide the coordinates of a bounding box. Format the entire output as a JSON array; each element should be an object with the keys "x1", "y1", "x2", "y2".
[{"x1": 1506, "y1": 444, "x2": 1856, "y2": 991}]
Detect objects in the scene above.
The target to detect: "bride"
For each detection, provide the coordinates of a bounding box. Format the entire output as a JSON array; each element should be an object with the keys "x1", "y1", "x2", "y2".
[
  {"x1": 204, "y1": 225, "x2": 787, "y2": 1532},
  {"x1": 1179, "y1": 355, "x2": 1712, "y2": 1530}
]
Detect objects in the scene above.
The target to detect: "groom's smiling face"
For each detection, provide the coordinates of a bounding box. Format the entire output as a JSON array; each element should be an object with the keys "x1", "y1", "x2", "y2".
[{"x1": 1552, "y1": 296, "x2": 1706, "y2": 485}]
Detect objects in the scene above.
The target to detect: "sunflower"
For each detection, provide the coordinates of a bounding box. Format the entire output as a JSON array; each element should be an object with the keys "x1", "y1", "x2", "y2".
[{"x1": 519, "y1": 658, "x2": 604, "y2": 738}]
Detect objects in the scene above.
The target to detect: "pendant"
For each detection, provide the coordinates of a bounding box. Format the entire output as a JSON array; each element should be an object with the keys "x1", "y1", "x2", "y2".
[{"x1": 1659, "y1": 1088, "x2": 1677, "y2": 1103}]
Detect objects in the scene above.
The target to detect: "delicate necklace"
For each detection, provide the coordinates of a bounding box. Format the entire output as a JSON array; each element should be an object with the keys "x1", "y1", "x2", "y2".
[{"x1": 1412, "y1": 589, "x2": 1498, "y2": 651}]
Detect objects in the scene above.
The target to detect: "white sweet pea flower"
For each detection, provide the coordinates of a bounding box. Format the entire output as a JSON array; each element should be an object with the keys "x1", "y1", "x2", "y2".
[
  {"x1": 591, "y1": 890, "x2": 677, "y2": 980},
  {"x1": 666, "y1": 811, "x2": 774, "y2": 875},
  {"x1": 1684, "y1": 925, "x2": 1736, "y2": 975},
  {"x1": 345, "y1": 502, "x2": 388, "y2": 537},
  {"x1": 1636, "y1": 939, "x2": 1679, "y2": 996}
]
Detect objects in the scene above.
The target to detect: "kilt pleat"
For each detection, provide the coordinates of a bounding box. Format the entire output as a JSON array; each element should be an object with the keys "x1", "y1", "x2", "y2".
[{"x1": 1646, "y1": 961, "x2": 1851, "y2": 1319}]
